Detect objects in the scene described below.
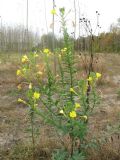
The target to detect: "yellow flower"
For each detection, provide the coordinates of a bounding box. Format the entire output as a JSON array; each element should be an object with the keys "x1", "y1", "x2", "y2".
[
  {"x1": 70, "y1": 88, "x2": 74, "y2": 92},
  {"x1": 18, "y1": 98, "x2": 23, "y2": 102},
  {"x1": 59, "y1": 110, "x2": 64, "y2": 114},
  {"x1": 96, "y1": 72, "x2": 101, "y2": 79},
  {"x1": 22, "y1": 68, "x2": 27, "y2": 72},
  {"x1": 29, "y1": 83, "x2": 32, "y2": 89},
  {"x1": 70, "y1": 88, "x2": 78, "y2": 95},
  {"x1": 17, "y1": 84, "x2": 22, "y2": 90},
  {"x1": 51, "y1": 9, "x2": 56, "y2": 15},
  {"x1": 43, "y1": 48, "x2": 50, "y2": 54},
  {"x1": 37, "y1": 71, "x2": 43, "y2": 76},
  {"x1": 63, "y1": 48, "x2": 67, "y2": 51},
  {"x1": 61, "y1": 47, "x2": 67, "y2": 52},
  {"x1": 59, "y1": 109, "x2": 66, "y2": 117},
  {"x1": 21, "y1": 55, "x2": 29, "y2": 63},
  {"x1": 80, "y1": 115, "x2": 88, "y2": 121},
  {"x1": 87, "y1": 76, "x2": 93, "y2": 82},
  {"x1": 55, "y1": 74, "x2": 59, "y2": 79},
  {"x1": 18, "y1": 98, "x2": 26, "y2": 104},
  {"x1": 33, "y1": 92, "x2": 40, "y2": 100},
  {"x1": 69, "y1": 111, "x2": 77, "y2": 118},
  {"x1": 75, "y1": 103, "x2": 81, "y2": 109},
  {"x1": 33, "y1": 52, "x2": 39, "y2": 57},
  {"x1": 16, "y1": 69, "x2": 22, "y2": 76}
]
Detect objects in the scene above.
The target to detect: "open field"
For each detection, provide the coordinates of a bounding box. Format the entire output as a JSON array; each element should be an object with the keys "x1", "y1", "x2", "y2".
[
  {"x1": 0, "y1": 53, "x2": 120, "y2": 160},
  {"x1": 0, "y1": 0, "x2": 120, "y2": 159}
]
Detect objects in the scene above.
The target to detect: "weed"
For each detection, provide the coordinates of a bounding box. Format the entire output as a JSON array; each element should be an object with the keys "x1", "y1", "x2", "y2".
[{"x1": 16, "y1": 8, "x2": 102, "y2": 160}]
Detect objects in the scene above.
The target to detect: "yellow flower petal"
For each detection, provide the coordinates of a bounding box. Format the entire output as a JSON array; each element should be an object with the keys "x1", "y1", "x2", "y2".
[
  {"x1": 34, "y1": 53, "x2": 39, "y2": 57},
  {"x1": 22, "y1": 68, "x2": 27, "y2": 73},
  {"x1": 51, "y1": 9, "x2": 56, "y2": 15},
  {"x1": 21, "y1": 55, "x2": 29, "y2": 63},
  {"x1": 69, "y1": 111, "x2": 77, "y2": 118},
  {"x1": 75, "y1": 103, "x2": 81, "y2": 109},
  {"x1": 59, "y1": 110, "x2": 64, "y2": 114},
  {"x1": 29, "y1": 83, "x2": 32, "y2": 89},
  {"x1": 96, "y1": 72, "x2": 101, "y2": 79},
  {"x1": 17, "y1": 84, "x2": 22, "y2": 90},
  {"x1": 43, "y1": 48, "x2": 50, "y2": 54},
  {"x1": 16, "y1": 69, "x2": 22, "y2": 76},
  {"x1": 37, "y1": 71, "x2": 43, "y2": 76},
  {"x1": 80, "y1": 115, "x2": 88, "y2": 121},
  {"x1": 61, "y1": 47, "x2": 67, "y2": 52},
  {"x1": 56, "y1": 74, "x2": 59, "y2": 78},
  {"x1": 33, "y1": 92, "x2": 40, "y2": 100},
  {"x1": 70, "y1": 88, "x2": 74, "y2": 92},
  {"x1": 70, "y1": 88, "x2": 78, "y2": 95},
  {"x1": 18, "y1": 98, "x2": 26, "y2": 104},
  {"x1": 87, "y1": 76, "x2": 93, "y2": 81}
]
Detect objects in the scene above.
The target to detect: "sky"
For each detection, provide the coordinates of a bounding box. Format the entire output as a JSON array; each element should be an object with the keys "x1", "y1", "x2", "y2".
[{"x1": 0, "y1": 0, "x2": 120, "y2": 36}]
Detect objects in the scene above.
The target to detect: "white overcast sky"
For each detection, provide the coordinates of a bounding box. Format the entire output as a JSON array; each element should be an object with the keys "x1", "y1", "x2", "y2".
[{"x1": 0, "y1": 0, "x2": 120, "y2": 36}]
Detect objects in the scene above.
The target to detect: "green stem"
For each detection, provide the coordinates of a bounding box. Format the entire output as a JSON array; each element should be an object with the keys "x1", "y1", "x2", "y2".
[
  {"x1": 69, "y1": 132, "x2": 74, "y2": 157},
  {"x1": 30, "y1": 110, "x2": 35, "y2": 160}
]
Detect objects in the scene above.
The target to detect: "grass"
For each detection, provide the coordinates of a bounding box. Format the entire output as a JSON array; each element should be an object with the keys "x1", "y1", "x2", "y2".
[{"x1": 0, "y1": 52, "x2": 120, "y2": 159}]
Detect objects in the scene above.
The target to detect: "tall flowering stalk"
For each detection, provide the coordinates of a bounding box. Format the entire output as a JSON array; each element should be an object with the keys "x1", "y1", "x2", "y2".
[
  {"x1": 17, "y1": 52, "x2": 40, "y2": 160},
  {"x1": 17, "y1": 8, "x2": 102, "y2": 160},
  {"x1": 52, "y1": 0, "x2": 57, "y2": 75}
]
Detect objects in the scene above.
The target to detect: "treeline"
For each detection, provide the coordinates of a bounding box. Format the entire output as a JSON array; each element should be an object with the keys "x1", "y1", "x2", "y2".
[
  {"x1": 0, "y1": 25, "x2": 39, "y2": 53},
  {"x1": 0, "y1": 21, "x2": 120, "y2": 53},
  {"x1": 75, "y1": 30, "x2": 120, "y2": 53},
  {"x1": 39, "y1": 27, "x2": 120, "y2": 53}
]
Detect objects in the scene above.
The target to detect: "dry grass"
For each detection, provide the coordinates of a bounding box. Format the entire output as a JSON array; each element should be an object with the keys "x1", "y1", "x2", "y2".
[{"x1": 88, "y1": 135, "x2": 120, "y2": 160}]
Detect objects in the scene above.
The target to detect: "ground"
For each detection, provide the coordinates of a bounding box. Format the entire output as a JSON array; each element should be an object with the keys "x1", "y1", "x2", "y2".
[{"x1": 0, "y1": 53, "x2": 120, "y2": 160}]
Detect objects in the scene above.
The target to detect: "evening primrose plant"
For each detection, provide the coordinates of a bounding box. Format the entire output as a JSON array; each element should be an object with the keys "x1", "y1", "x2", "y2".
[
  {"x1": 17, "y1": 52, "x2": 40, "y2": 159},
  {"x1": 17, "y1": 8, "x2": 102, "y2": 160}
]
